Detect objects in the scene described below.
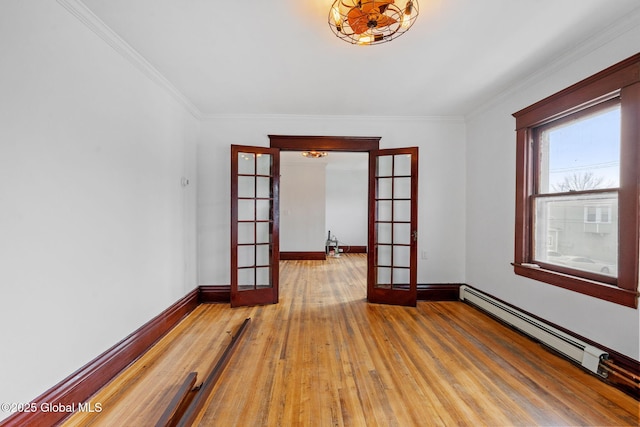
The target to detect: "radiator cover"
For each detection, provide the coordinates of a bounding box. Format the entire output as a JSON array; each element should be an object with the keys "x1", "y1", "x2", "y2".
[{"x1": 459, "y1": 285, "x2": 608, "y2": 377}]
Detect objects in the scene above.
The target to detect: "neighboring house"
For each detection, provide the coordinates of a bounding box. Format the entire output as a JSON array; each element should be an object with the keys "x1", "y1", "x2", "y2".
[{"x1": 543, "y1": 198, "x2": 617, "y2": 268}]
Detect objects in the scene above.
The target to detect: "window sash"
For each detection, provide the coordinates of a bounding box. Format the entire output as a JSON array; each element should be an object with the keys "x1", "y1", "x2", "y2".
[
  {"x1": 531, "y1": 191, "x2": 618, "y2": 285},
  {"x1": 532, "y1": 99, "x2": 621, "y2": 196}
]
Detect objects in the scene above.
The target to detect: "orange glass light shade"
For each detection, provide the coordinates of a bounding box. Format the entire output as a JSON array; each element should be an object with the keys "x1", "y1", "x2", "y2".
[{"x1": 328, "y1": 0, "x2": 419, "y2": 45}]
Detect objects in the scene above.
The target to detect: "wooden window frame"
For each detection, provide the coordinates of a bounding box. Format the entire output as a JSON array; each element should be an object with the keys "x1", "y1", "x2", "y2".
[{"x1": 512, "y1": 53, "x2": 640, "y2": 308}]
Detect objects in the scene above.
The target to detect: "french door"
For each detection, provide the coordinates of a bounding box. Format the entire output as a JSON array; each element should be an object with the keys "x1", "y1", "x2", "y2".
[
  {"x1": 367, "y1": 147, "x2": 418, "y2": 306},
  {"x1": 231, "y1": 141, "x2": 418, "y2": 308},
  {"x1": 230, "y1": 145, "x2": 280, "y2": 307}
]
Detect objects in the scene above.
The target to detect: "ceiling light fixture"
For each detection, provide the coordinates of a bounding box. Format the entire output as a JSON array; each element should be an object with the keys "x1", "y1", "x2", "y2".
[
  {"x1": 328, "y1": 0, "x2": 419, "y2": 45},
  {"x1": 301, "y1": 151, "x2": 328, "y2": 158}
]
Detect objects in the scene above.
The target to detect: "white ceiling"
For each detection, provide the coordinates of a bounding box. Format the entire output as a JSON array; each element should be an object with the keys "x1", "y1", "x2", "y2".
[{"x1": 80, "y1": 0, "x2": 640, "y2": 117}]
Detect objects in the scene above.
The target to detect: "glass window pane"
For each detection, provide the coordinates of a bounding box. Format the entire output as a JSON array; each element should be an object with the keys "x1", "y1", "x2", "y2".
[
  {"x1": 255, "y1": 267, "x2": 271, "y2": 288},
  {"x1": 393, "y1": 223, "x2": 410, "y2": 244},
  {"x1": 378, "y1": 177, "x2": 392, "y2": 199},
  {"x1": 394, "y1": 177, "x2": 411, "y2": 199},
  {"x1": 238, "y1": 246, "x2": 255, "y2": 268},
  {"x1": 394, "y1": 154, "x2": 411, "y2": 175},
  {"x1": 534, "y1": 192, "x2": 617, "y2": 277},
  {"x1": 392, "y1": 268, "x2": 409, "y2": 287},
  {"x1": 256, "y1": 244, "x2": 270, "y2": 266},
  {"x1": 256, "y1": 199, "x2": 271, "y2": 221},
  {"x1": 376, "y1": 155, "x2": 393, "y2": 177},
  {"x1": 376, "y1": 267, "x2": 391, "y2": 288},
  {"x1": 238, "y1": 268, "x2": 254, "y2": 290},
  {"x1": 238, "y1": 223, "x2": 254, "y2": 245},
  {"x1": 256, "y1": 153, "x2": 272, "y2": 175},
  {"x1": 377, "y1": 200, "x2": 392, "y2": 222},
  {"x1": 256, "y1": 177, "x2": 271, "y2": 198},
  {"x1": 238, "y1": 199, "x2": 255, "y2": 221},
  {"x1": 377, "y1": 222, "x2": 392, "y2": 244},
  {"x1": 256, "y1": 222, "x2": 270, "y2": 244},
  {"x1": 394, "y1": 200, "x2": 411, "y2": 222},
  {"x1": 538, "y1": 105, "x2": 620, "y2": 194},
  {"x1": 393, "y1": 246, "x2": 410, "y2": 268},
  {"x1": 238, "y1": 176, "x2": 255, "y2": 198},
  {"x1": 377, "y1": 245, "x2": 391, "y2": 266},
  {"x1": 238, "y1": 153, "x2": 255, "y2": 174}
]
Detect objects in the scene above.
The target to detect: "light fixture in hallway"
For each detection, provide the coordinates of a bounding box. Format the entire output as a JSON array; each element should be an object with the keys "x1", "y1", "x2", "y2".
[{"x1": 301, "y1": 151, "x2": 328, "y2": 158}]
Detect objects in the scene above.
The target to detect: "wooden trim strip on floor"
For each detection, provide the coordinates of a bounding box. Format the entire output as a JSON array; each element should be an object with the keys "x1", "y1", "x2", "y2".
[
  {"x1": 0, "y1": 288, "x2": 200, "y2": 427},
  {"x1": 177, "y1": 318, "x2": 251, "y2": 426},
  {"x1": 155, "y1": 372, "x2": 198, "y2": 427}
]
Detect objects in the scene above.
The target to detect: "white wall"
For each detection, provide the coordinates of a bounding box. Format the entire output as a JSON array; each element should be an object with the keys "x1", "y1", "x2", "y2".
[
  {"x1": 198, "y1": 116, "x2": 467, "y2": 285},
  {"x1": 0, "y1": 1, "x2": 199, "y2": 417},
  {"x1": 279, "y1": 154, "x2": 368, "y2": 253},
  {"x1": 465, "y1": 22, "x2": 640, "y2": 359},
  {"x1": 280, "y1": 162, "x2": 327, "y2": 252},
  {"x1": 326, "y1": 166, "x2": 368, "y2": 248}
]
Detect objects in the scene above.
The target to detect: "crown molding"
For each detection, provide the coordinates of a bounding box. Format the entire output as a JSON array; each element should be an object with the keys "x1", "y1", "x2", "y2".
[
  {"x1": 200, "y1": 113, "x2": 465, "y2": 123},
  {"x1": 465, "y1": 5, "x2": 640, "y2": 121},
  {"x1": 56, "y1": 0, "x2": 203, "y2": 120}
]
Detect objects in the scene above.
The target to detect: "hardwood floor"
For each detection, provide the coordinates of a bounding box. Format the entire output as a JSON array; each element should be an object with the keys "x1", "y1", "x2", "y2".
[{"x1": 63, "y1": 254, "x2": 639, "y2": 426}]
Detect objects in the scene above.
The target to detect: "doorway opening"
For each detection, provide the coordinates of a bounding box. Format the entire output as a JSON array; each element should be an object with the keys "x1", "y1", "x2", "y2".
[
  {"x1": 272, "y1": 136, "x2": 378, "y2": 271},
  {"x1": 229, "y1": 136, "x2": 418, "y2": 307},
  {"x1": 272, "y1": 136, "x2": 378, "y2": 304},
  {"x1": 279, "y1": 150, "x2": 369, "y2": 259},
  {"x1": 279, "y1": 149, "x2": 369, "y2": 301}
]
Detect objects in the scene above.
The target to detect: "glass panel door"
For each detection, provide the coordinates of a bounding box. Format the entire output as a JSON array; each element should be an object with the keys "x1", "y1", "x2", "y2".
[
  {"x1": 231, "y1": 145, "x2": 279, "y2": 307},
  {"x1": 368, "y1": 147, "x2": 418, "y2": 306}
]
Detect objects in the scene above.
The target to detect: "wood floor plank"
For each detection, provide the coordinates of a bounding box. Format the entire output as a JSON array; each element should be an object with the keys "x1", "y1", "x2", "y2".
[{"x1": 63, "y1": 254, "x2": 639, "y2": 426}]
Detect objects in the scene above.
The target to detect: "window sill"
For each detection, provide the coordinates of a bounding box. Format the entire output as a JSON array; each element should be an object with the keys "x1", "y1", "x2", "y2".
[{"x1": 512, "y1": 263, "x2": 638, "y2": 308}]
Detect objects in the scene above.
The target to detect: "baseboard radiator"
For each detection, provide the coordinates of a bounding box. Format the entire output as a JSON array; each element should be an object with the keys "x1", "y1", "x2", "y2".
[{"x1": 459, "y1": 285, "x2": 608, "y2": 377}]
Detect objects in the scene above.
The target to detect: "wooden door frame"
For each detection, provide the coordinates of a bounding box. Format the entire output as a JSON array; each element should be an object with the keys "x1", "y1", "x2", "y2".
[
  {"x1": 269, "y1": 135, "x2": 381, "y2": 152},
  {"x1": 269, "y1": 134, "x2": 384, "y2": 296},
  {"x1": 268, "y1": 135, "x2": 380, "y2": 264}
]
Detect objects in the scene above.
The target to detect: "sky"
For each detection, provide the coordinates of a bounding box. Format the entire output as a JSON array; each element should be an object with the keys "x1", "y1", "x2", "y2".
[{"x1": 545, "y1": 106, "x2": 620, "y2": 191}]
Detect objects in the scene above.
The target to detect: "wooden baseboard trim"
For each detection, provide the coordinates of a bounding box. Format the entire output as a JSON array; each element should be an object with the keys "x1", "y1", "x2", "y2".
[
  {"x1": 0, "y1": 288, "x2": 200, "y2": 427},
  {"x1": 199, "y1": 285, "x2": 231, "y2": 303},
  {"x1": 280, "y1": 251, "x2": 326, "y2": 260},
  {"x1": 339, "y1": 246, "x2": 367, "y2": 253},
  {"x1": 417, "y1": 283, "x2": 462, "y2": 301},
  {"x1": 199, "y1": 284, "x2": 464, "y2": 304}
]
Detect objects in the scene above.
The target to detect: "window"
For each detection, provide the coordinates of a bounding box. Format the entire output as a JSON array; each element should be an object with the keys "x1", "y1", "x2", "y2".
[
  {"x1": 512, "y1": 53, "x2": 639, "y2": 308},
  {"x1": 532, "y1": 101, "x2": 619, "y2": 283},
  {"x1": 584, "y1": 205, "x2": 611, "y2": 224}
]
